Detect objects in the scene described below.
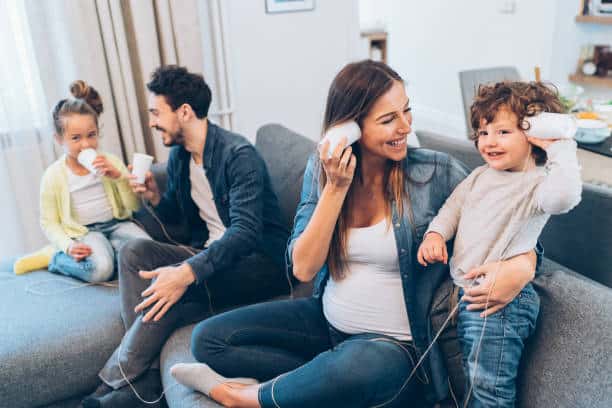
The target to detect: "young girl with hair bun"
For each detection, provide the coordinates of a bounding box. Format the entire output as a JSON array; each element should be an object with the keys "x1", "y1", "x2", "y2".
[{"x1": 22, "y1": 80, "x2": 151, "y2": 282}]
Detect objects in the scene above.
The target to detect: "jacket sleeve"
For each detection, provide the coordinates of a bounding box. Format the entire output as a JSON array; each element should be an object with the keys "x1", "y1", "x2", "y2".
[
  {"x1": 285, "y1": 154, "x2": 320, "y2": 276},
  {"x1": 185, "y1": 145, "x2": 267, "y2": 284},
  {"x1": 39, "y1": 170, "x2": 73, "y2": 253}
]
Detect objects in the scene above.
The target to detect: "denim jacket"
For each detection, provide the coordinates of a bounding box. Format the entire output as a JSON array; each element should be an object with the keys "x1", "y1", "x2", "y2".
[
  {"x1": 154, "y1": 121, "x2": 289, "y2": 284},
  {"x1": 286, "y1": 148, "x2": 473, "y2": 403}
]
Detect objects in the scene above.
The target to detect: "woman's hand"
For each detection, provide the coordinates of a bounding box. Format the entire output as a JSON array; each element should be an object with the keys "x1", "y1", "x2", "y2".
[
  {"x1": 462, "y1": 250, "x2": 536, "y2": 317},
  {"x1": 319, "y1": 137, "x2": 356, "y2": 192},
  {"x1": 93, "y1": 155, "x2": 122, "y2": 179},
  {"x1": 68, "y1": 242, "x2": 92, "y2": 262},
  {"x1": 417, "y1": 232, "x2": 448, "y2": 266}
]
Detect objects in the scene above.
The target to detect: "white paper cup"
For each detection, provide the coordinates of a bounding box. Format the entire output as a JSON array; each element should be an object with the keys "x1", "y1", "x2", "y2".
[
  {"x1": 77, "y1": 148, "x2": 98, "y2": 174},
  {"x1": 132, "y1": 153, "x2": 154, "y2": 184},
  {"x1": 524, "y1": 112, "x2": 577, "y2": 140},
  {"x1": 319, "y1": 121, "x2": 362, "y2": 158}
]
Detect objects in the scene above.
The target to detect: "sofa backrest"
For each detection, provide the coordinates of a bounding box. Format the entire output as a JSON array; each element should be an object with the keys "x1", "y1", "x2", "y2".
[
  {"x1": 458, "y1": 66, "x2": 520, "y2": 132},
  {"x1": 255, "y1": 123, "x2": 317, "y2": 230},
  {"x1": 416, "y1": 129, "x2": 612, "y2": 288}
]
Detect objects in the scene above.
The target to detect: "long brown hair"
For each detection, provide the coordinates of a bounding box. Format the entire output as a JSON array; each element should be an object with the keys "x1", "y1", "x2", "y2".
[{"x1": 321, "y1": 60, "x2": 407, "y2": 280}]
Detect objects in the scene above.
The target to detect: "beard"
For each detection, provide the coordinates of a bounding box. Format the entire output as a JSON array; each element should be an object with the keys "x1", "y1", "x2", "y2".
[{"x1": 155, "y1": 126, "x2": 185, "y2": 147}]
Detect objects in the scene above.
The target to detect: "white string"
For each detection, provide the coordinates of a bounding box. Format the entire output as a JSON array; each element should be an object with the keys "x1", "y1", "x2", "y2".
[{"x1": 25, "y1": 278, "x2": 117, "y2": 295}]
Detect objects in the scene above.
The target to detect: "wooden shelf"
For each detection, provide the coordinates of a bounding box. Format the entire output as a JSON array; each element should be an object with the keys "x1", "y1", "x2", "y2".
[
  {"x1": 361, "y1": 30, "x2": 387, "y2": 64},
  {"x1": 575, "y1": 15, "x2": 612, "y2": 24},
  {"x1": 569, "y1": 74, "x2": 612, "y2": 88}
]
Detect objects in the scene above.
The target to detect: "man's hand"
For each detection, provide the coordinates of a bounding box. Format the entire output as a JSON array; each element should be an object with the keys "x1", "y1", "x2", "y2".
[
  {"x1": 135, "y1": 263, "x2": 196, "y2": 322},
  {"x1": 462, "y1": 251, "x2": 536, "y2": 317},
  {"x1": 127, "y1": 165, "x2": 161, "y2": 206},
  {"x1": 417, "y1": 232, "x2": 448, "y2": 266}
]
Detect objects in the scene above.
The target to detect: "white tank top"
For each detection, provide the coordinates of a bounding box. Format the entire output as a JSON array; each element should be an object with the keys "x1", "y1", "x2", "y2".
[
  {"x1": 67, "y1": 170, "x2": 114, "y2": 226},
  {"x1": 322, "y1": 219, "x2": 412, "y2": 341}
]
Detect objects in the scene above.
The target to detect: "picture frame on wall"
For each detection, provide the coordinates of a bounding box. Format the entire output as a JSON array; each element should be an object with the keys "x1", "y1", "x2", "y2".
[{"x1": 265, "y1": 0, "x2": 315, "y2": 14}]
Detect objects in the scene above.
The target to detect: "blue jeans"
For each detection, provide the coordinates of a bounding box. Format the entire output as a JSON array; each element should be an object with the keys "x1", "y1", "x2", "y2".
[
  {"x1": 457, "y1": 283, "x2": 540, "y2": 407},
  {"x1": 191, "y1": 297, "x2": 427, "y2": 408},
  {"x1": 48, "y1": 219, "x2": 150, "y2": 282}
]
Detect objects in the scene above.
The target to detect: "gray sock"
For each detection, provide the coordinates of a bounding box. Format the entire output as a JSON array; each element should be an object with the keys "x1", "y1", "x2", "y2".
[{"x1": 170, "y1": 363, "x2": 258, "y2": 396}]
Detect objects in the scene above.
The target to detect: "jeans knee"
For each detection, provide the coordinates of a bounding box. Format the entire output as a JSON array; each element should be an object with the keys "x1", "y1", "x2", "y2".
[
  {"x1": 191, "y1": 318, "x2": 226, "y2": 364},
  {"x1": 339, "y1": 339, "x2": 413, "y2": 392},
  {"x1": 118, "y1": 238, "x2": 154, "y2": 270},
  {"x1": 88, "y1": 257, "x2": 114, "y2": 283}
]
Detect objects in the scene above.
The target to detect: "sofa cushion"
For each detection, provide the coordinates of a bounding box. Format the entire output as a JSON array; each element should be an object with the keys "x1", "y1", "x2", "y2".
[
  {"x1": 518, "y1": 264, "x2": 612, "y2": 407},
  {"x1": 0, "y1": 266, "x2": 122, "y2": 407},
  {"x1": 255, "y1": 124, "x2": 316, "y2": 230}
]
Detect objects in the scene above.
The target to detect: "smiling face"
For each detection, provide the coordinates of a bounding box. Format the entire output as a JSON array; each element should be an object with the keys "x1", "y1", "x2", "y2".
[
  {"x1": 56, "y1": 114, "x2": 99, "y2": 160},
  {"x1": 148, "y1": 93, "x2": 185, "y2": 147},
  {"x1": 358, "y1": 80, "x2": 412, "y2": 162},
  {"x1": 477, "y1": 107, "x2": 533, "y2": 172}
]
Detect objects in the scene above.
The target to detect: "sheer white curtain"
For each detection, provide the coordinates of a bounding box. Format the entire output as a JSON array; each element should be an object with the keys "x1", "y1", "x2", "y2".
[
  {"x1": 0, "y1": 0, "x2": 55, "y2": 258},
  {"x1": 0, "y1": 0, "x2": 234, "y2": 259}
]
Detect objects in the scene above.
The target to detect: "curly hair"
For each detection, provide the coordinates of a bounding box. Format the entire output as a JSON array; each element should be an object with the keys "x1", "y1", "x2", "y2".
[
  {"x1": 469, "y1": 81, "x2": 565, "y2": 165},
  {"x1": 52, "y1": 80, "x2": 103, "y2": 135},
  {"x1": 147, "y1": 65, "x2": 212, "y2": 119}
]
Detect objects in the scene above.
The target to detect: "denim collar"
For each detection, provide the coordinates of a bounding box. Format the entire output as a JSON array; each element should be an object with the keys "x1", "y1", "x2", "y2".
[
  {"x1": 178, "y1": 120, "x2": 219, "y2": 171},
  {"x1": 404, "y1": 149, "x2": 437, "y2": 184},
  {"x1": 202, "y1": 120, "x2": 219, "y2": 171}
]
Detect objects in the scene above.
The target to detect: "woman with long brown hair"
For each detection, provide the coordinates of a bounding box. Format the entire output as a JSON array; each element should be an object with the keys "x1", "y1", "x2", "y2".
[{"x1": 171, "y1": 60, "x2": 539, "y2": 407}]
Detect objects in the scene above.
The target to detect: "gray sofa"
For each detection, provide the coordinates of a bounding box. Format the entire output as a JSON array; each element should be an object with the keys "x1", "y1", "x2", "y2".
[{"x1": 1, "y1": 124, "x2": 611, "y2": 407}]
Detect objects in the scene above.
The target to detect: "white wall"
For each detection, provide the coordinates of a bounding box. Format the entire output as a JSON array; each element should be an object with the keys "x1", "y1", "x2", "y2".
[
  {"x1": 376, "y1": 0, "x2": 612, "y2": 139},
  {"x1": 222, "y1": 0, "x2": 361, "y2": 142},
  {"x1": 386, "y1": 0, "x2": 560, "y2": 138}
]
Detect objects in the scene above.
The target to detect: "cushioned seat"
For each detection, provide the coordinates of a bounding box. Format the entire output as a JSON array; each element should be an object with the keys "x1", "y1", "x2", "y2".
[{"x1": 0, "y1": 266, "x2": 123, "y2": 407}]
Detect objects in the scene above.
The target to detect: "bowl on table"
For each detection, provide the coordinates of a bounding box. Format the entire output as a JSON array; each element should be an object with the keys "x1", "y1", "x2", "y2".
[{"x1": 574, "y1": 119, "x2": 611, "y2": 144}]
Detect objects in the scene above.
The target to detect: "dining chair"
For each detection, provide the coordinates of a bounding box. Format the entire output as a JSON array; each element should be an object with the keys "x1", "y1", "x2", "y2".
[{"x1": 459, "y1": 66, "x2": 521, "y2": 137}]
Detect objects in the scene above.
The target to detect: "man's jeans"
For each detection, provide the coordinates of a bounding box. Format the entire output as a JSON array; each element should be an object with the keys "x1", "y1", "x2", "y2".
[
  {"x1": 191, "y1": 297, "x2": 428, "y2": 408},
  {"x1": 48, "y1": 220, "x2": 150, "y2": 282},
  {"x1": 457, "y1": 283, "x2": 540, "y2": 408},
  {"x1": 99, "y1": 238, "x2": 288, "y2": 389}
]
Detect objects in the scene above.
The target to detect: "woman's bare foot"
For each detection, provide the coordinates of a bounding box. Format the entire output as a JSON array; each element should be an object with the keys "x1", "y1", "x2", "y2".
[{"x1": 209, "y1": 382, "x2": 261, "y2": 408}]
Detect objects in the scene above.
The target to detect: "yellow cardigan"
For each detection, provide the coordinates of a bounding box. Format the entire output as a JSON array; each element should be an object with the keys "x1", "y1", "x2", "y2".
[{"x1": 39, "y1": 153, "x2": 140, "y2": 253}]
